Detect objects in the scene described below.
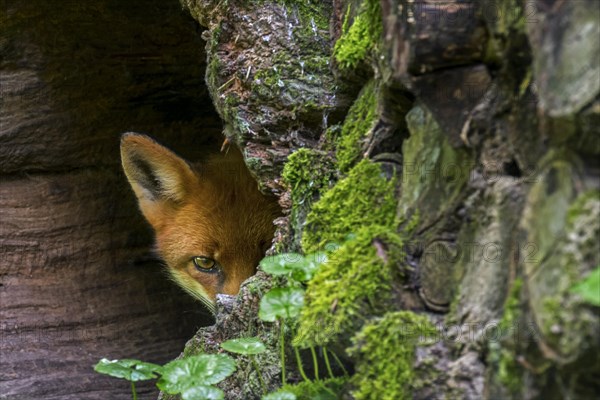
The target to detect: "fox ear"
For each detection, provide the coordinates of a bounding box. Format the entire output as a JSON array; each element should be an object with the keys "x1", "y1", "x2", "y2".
[{"x1": 120, "y1": 133, "x2": 197, "y2": 221}]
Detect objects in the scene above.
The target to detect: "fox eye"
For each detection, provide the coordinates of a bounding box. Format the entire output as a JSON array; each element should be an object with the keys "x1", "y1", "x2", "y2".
[{"x1": 192, "y1": 256, "x2": 216, "y2": 271}]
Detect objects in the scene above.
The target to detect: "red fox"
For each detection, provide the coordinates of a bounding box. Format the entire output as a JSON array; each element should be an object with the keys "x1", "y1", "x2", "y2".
[{"x1": 120, "y1": 133, "x2": 281, "y2": 312}]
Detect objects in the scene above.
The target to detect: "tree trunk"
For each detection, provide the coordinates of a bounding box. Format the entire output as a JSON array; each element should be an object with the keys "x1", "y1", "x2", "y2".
[{"x1": 1, "y1": 1, "x2": 221, "y2": 399}]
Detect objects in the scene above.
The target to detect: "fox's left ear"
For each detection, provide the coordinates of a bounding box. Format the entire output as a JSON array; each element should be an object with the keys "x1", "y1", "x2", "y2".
[{"x1": 120, "y1": 133, "x2": 197, "y2": 223}]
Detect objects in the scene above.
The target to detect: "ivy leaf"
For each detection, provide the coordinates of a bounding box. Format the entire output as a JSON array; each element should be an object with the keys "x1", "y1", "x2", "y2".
[
  {"x1": 93, "y1": 358, "x2": 162, "y2": 381},
  {"x1": 157, "y1": 354, "x2": 236, "y2": 394},
  {"x1": 181, "y1": 385, "x2": 225, "y2": 400},
  {"x1": 259, "y1": 287, "x2": 305, "y2": 322},
  {"x1": 262, "y1": 391, "x2": 297, "y2": 400},
  {"x1": 260, "y1": 253, "x2": 305, "y2": 275},
  {"x1": 571, "y1": 267, "x2": 600, "y2": 306},
  {"x1": 221, "y1": 337, "x2": 267, "y2": 355}
]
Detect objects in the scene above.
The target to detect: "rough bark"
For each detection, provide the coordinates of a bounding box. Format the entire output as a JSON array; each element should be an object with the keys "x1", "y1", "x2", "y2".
[
  {"x1": 1, "y1": 1, "x2": 221, "y2": 399},
  {"x1": 181, "y1": 0, "x2": 354, "y2": 191}
]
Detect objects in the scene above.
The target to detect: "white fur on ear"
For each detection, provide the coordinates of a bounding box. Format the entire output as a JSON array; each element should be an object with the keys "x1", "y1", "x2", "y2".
[{"x1": 120, "y1": 132, "x2": 196, "y2": 204}]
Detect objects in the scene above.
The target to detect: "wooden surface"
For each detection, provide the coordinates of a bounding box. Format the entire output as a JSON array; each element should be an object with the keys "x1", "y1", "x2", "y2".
[{"x1": 0, "y1": 0, "x2": 222, "y2": 398}]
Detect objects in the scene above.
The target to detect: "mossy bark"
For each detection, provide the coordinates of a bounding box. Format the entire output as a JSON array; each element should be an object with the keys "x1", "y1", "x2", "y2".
[{"x1": 170, "y1": 0, "x2": 599, "y2": 399}]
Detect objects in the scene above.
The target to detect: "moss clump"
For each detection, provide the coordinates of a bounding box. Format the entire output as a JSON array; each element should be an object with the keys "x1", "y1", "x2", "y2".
[
  {"x1": 335, "y1": 80, "x2": 378, "y2": 172},
  {"x1": 295, "y1": 226, "x2": 403, "y2": 348},
  {"x1": 294, "y1": 154, "x2": 401, "y2": 351},
  {"x1": 282, "y1": 148, "x2": 336, "y2": 251},
  {"x1": 283, "y1": 148, "x2": 335, "y2": 201},
  {"x1": 333, "y1": 0, "x2": 383, "y2": 70},
  {"x1": 347, "y1": 311, "x2": 437, "y2": 400},
  {"x1": 302, "y1": 159, "x2": 397, "y2": 252}
]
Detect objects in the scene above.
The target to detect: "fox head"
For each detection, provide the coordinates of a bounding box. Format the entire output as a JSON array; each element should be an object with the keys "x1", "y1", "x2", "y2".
[{"x1": 120, "y1": 133, "x2": 281, "y2": 312}]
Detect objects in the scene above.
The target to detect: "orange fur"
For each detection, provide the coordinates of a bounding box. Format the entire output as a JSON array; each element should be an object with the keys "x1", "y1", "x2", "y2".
[{"x1": 120, "y1": 133, "x2": 281, "y2": 312}]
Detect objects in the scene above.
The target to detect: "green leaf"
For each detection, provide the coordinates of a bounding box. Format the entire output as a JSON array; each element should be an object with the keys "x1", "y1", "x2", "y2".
[
  {"x1": 571, "y1": 267, "x2": 600, "y2": 306},
  {"x1": 311, "y1": 251, "x2": 328, "y2": 264},
  {"x1": 157, "y1": 354, "x2": 236, "y2": 394},
  {"x1": 260, "y1": 252, "x2": 327, "y2": 283},
  {"x1": 181, "y1": 385, "x2": 224, "y2": 400},
  {"x1": 259, "y1": 287, "x2": 305, "y2": 322},
  {"x1": 221, "y1": 337, "x2": 267, "y2": 355},
  {"x1": 262, "y1": 391, "x2": 297, "y2": 400},
  {"x1": 260, "y1": 253, "x2": 305, "y2": 275},
  {"x1": 291, "y1": 252, "x2": 326, "y2": 282},
  {"x1": 93, "y1": 358, "x2": 162, "y2": 382}
]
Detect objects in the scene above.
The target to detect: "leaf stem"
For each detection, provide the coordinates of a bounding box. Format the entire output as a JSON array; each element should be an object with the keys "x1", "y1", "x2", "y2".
[
  {"x1": 131, "y1": 381, "x2": 137, "y2": 400},
  {"x1": 294, "y1": 346, "x2": 310, "y2": 382},
  {"x1": 279, "y1": 318, "x2": 286, "y2": 385},
  {"x1": 322, "y1": 346, "x2": 334, "y2": 379},
  {"x1": 250, "y1": 355, "x2": 268, "y2": 395},
  {"x1": 330, "y1": 350, "x2": 348, "y2": 377},
  {"x1": 310, "y1": 346, "x2": 319, "y2": 380}
]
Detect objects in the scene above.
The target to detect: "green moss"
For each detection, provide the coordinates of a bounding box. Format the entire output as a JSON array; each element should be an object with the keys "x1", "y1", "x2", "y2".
[
  {"x1": 249, "y1": 51, "x2": 333, "y2": 119},
  {"x1": 274, "y1": 0, "x2": 329, "y2": 31},
  {"x1": 301, "y1": 159, "x2": 397, "y2": 252},
  {"x1": 273, "y1": 377, "x2": 347, "y2": 399},
  {"x1": 499, "y1": 279, "x2": 523, "y2": 333},
  {"x1": 283, "y1": 149, "x2": 335, "y2": 201},
  {"x1": 519, "y1": 160, "x2": 600, "y2": 380},
  {"x1": 322, "y1": 124, "x2": 342, "y2": 152},
  {"x1": 539, "y1": 189, "x2": 600, "y2": 350},
  {"x1": 238, "y1": 0, "x2": 329, "y2": 35},
  {"x1": 541, "y1": 297, "x2": 562, "y2": 334},
  {"x1": 295, "y1": 156, "x2": 400, "y2": 342},
  {"x1": 246, "y1": 1, "x2": 332, "y2": 105},
  {"x1": 498, "y1": 0, "x2": 525, "y2": 34},
  {"x1": 205, "y1": 23, "x2": 222, "y2": 84},
  {"x1": 255, "y1": 76, "x2": 326, "y2": 114},
  {"x1": 348, "y1": 311, "x2": 437, "y2": 400},
  {"x1": 333, "y1": 0, "x2": 382, "y2": 70},
  {"x1": 567, "y1": 190, "x2": 600, "y2": 225},
  {"x1": 335, "y1": 80, "x2": 378, "y2": 172},
  {"x1": 282, "y1": 149, "x2": 336, "y2": 251},
  {"x1": 482, "y1": 0, "x2": 527, "y2": 66},
  {"x1": 295, "y1": 226, "x2": 403, "y2": 348},
  {"x1": 200, "y1": 0, "x2": 335, "y2": 146},
  {"x1": 497, "y1": 278, "x2": 524, "y2": 393}
]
